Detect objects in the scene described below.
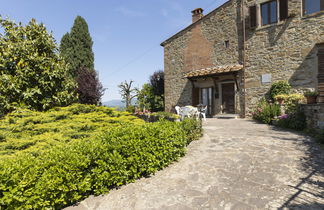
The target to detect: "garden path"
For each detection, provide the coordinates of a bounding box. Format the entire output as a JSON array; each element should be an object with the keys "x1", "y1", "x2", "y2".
[{"x1": 67, "y1": 119, "x2": 324, "y2": 209}]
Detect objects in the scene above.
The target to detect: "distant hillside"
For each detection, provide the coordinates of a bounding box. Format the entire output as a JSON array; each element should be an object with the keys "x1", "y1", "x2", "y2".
[{"x1": 103, "y1": 100, "x2": 125, "y2": 108}]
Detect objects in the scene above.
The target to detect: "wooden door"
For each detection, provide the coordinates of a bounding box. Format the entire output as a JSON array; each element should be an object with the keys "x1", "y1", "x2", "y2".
[{"x1": 221, "y1": 83, "x2": 235, "y2": 114}]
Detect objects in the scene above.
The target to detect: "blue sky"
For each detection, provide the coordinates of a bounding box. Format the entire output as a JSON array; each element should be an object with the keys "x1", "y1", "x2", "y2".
[{"x1": 1, "y1": 0, "x2": 227, "y2": 102}]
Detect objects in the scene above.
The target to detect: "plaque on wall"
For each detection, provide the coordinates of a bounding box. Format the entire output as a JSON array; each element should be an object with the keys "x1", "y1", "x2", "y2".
[{"x1": 261, "y1": 74, "x2": 271, "y2": 84}]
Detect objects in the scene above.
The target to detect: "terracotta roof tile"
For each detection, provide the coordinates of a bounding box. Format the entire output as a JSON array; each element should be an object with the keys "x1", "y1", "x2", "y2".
[{"x1": 184, "y1": 64, "x2": 243, "y2": 78}]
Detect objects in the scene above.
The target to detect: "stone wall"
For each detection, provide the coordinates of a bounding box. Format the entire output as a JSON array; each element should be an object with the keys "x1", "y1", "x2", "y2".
[
  {"x1": 163, "y1": 0, "x2": 324, "y2": 116},
  {"x1": 163, "y1": 0, "x2": 243, "y2": 113},
  {"x1": 245, "y1": 0, "x2": 324, "y2": 114},
  {"x1": 301, "y1": 104, "x2": 324, "y2": 130}
]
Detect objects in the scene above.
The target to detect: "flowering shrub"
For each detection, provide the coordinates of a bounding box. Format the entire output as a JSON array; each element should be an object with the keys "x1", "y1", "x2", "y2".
[
  {"x1": 274, "y1": 93, "x2": 304, "y2": 114},
  {"x1": 269, "y1": 81, "x2": 292, "y2": 100},
  {"x1": 252, "y1": 98, "x2": 281, "y2": 124}
]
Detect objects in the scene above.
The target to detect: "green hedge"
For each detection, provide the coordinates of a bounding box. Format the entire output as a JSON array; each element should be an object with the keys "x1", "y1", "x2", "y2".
[
  {"x1": 0, "y1": 104, "x2": 144, "y2": 158},
  {"x1": 0, "y1": 119, "x2": 202, "y2": 209}
]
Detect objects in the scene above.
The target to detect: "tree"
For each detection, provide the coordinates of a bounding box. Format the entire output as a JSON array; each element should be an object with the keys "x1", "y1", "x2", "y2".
[
  {"x1": 150, "y1": 70, "x2": 164, "y2": 96},
  {"x1": 76, "y1": 67, "x2": 105, "y2": 105},
  {"x1": 60, "y1": 16, "x2": 94, "y2": 77},
  {"x1": 137, "y1": 71, "x2": 164, "y2": 112},
  {"x1": 0, "y1": 17, "x2": 77, "y2": 115},
  {"x1": 118, "y1": 80, "x2": 138, "y2": 108},
  {"x1": 137, "y1": 83, "x2": 164, "y2": 112}
]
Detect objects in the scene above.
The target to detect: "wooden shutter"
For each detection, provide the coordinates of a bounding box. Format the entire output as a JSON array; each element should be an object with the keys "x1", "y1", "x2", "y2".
[
  {"x1": 321, "y1": 0, "x2": 324, "y2": 11},
  {"x1": 192, "y1": 87, "x2": 200, "y2": 106},
  {"x1": 279, "y1": 0, "x2": 288, "y2": 21},
  {"x1": 318, "y1": 49, "x2": 324, "y2": 102},
  {"x1": 249, "y1": 5, "x2": 257, "y2": 28}
]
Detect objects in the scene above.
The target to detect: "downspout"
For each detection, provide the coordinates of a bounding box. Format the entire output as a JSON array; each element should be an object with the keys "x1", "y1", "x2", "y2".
[{"x1": 241, "y1": 0, "x2": 246, "y2": 118}]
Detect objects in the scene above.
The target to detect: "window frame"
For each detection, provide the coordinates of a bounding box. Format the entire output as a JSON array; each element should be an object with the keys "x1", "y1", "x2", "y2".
[{"x1": 261, "y1": 0, "x2": 278, "y2": 26}]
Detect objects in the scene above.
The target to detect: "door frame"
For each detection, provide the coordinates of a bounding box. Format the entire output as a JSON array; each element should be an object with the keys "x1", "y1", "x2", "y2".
[{"x1": 219, "y1": 81, "x2": 236, "y2": 114}]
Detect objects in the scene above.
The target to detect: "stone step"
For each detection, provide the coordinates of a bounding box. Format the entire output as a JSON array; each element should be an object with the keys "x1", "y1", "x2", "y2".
[{"x1": 214, "y1": 114, "x2": 240, "y2": 119}]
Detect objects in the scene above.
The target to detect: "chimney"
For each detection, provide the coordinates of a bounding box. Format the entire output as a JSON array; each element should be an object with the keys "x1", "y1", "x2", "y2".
[{"x1": 191, "y1": 8, "x2": 204, "y2": 23}]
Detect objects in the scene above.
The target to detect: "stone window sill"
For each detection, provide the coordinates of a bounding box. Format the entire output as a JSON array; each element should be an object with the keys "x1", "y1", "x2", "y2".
[{"x1": 254, "y1": 21, "x2": 285, "y2": 31}]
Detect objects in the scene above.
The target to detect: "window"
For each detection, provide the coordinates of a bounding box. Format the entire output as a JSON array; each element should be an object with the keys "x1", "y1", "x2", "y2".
[
  {"x1": 261, "y1": 0, "x2": 278, "y2": 26},
  {"x1": 224, "y1": 40, "x2": 229, "y2": 48},
  {"x1": 303, "y1": 0, "x2": 324, "y2": 15}
]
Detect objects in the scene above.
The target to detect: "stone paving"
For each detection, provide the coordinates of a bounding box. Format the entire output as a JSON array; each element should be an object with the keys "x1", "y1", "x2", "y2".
[{"x1": 67, "y1": 119, "x2": 324, "y2": 210}]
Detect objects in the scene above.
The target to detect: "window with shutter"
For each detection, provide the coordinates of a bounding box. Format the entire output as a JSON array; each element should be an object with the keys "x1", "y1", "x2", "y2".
[
  {"x1": 249, "y1": 5, "x2": 257, "y2": 28},
  {"x1": 318, "y1": 49, "x2": 324, "y2": 101},
  {"x1": 279, "y1": 0, "x2": 288, "y2": 20},
  {"x1": 303, "y1": 0, "x2": 324, "y2": 15}
]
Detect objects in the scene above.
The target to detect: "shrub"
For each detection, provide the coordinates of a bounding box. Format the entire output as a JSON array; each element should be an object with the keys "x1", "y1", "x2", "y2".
[
  {"x1": 252, "y1": 98, "x2": 281, "y2": 124},
  {"x1": 151, "y1": 112, "x2": 179, "y2": 119},
  {"x1": 274, "y1": 93, "x2": 304, "y2": 114},
  {"x1": 0, "y1": 104, "x2": 143, "y2": 158},
  {"x1": 0, "y1": 119, "x2": 202, "y2": 209},
  {"x1": 269, "y1": 81, "x2": 291, "y2": 101},
  {"x1": 276, "y1": 110, "x2": 306, "y2": 131},
  {"x1": 304, "y1": 90, "x2": 318, "y2": 97}
]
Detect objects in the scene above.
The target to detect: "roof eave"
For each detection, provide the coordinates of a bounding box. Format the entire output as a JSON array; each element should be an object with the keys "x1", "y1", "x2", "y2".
[{"x1": 160, "y1": 0, "x2": 232, "y2": 47}]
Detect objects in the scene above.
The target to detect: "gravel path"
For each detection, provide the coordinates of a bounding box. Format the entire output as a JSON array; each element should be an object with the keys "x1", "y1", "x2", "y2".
[{"x1": 66, "y1": 119, "x2": 324, "y2": 210}]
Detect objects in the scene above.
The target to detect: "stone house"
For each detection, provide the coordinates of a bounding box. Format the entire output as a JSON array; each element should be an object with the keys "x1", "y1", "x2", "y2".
[{"x1": 161, "y1": 0, "x2": 324, "y2": 117}]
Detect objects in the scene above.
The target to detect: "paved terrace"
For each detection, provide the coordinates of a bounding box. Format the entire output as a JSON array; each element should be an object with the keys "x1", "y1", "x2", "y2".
[{"x1": 67, "y1": 119, "x2": 324, "y2": 210}]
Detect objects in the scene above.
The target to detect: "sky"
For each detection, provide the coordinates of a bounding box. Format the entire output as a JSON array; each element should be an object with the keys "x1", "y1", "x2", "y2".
[{"x1": 1, "y1": 0, "x2": 227, "y2": 102}]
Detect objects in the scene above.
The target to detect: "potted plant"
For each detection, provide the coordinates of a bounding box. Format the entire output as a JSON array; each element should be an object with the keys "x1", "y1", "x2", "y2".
[
  {"x1": 274, "y1": 94, "x2": 287, "y2": 105},
  {"x1": 304, "y1": 91, "x2": 318, "y2": 104}
]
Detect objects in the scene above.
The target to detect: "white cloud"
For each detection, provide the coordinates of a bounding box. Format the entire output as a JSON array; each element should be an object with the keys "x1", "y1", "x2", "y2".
[
  {"x1": 161, "y1": 8, "x2": 169, "y2": 17},
  {"x1": 115, "y1": 7, "x2": 146, "y2": 17}
]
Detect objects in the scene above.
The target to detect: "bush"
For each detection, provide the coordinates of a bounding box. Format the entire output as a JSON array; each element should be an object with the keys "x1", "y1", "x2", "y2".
[
  {"x1": 252, "y1": 98, "x2": 281, "y2": 124},
  {"x1": 151, "y1": 112, "x2": 179, "y2": 120},
  {"x1": 0, "y1": 104, "x2": 144, "y2": 158},
  {"x1": 269, "y1": 81, "x2": 291, "y2": 101},
  {"x1": 0, "y1": 119, "x2": 202, "y2": 209},
  {"x1": 276, "y1": 110, "x2": 306, "y2": 131}
]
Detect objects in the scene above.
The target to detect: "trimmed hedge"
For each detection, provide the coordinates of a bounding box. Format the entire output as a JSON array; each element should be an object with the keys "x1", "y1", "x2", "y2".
[
  {"x1": 0, "y1": 119, "x2": 202, "y2": 209},
  {"x1": 0, "y1": 104, "x2": 143, "y2": 158}
]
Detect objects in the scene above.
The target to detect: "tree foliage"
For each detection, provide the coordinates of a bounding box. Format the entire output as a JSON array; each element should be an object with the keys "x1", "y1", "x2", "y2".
[
  {"x1": 0, "y1": 17, "x2": 77, "y2": 116},
  {"x1": 76, "y1": 67, "x2": 105, "y2": 105},
  {"x1": 118, "y1": 80, "x2": 138, "y2": 108},
  {"x1": 137, "y1": 71, "x2": 164, "y2": 112},
  {"x1": 60, "y1": 16, "x2": 94, "y2": 77},
  {"x1": 137, "y1": 83, "x2": 164, "y2": 112},
  {"x1": 150, "y1": 70, "x2": 164, "y2": 96}
]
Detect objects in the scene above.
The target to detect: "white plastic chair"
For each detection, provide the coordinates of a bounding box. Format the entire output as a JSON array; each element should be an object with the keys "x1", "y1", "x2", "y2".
[
  {"x1": 199, "y1": 106, "x2": 207, "y2": 121},
  {"x1": 175, "y1": 106, "x2": 181, "y2": 115}
]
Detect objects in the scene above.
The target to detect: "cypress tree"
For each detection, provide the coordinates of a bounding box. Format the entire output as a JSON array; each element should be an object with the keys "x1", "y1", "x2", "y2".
[{"x1": 60, "y1": 16, "x2": 94, "y2": 77}]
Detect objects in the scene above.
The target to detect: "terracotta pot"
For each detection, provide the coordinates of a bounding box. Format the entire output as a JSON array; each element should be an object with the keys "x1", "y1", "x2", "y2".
[
  {"x1": 277, "y1": 98, "x2": 284, "y2": 105},
  {"x1": 306, "y1": 96, "x2": 317, "y2": 104}
]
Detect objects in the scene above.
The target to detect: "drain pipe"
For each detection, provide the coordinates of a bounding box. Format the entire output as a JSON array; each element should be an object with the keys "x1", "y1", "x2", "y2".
[{"x1": 241, "y1": 0, "x2": 247, "y2": 118}]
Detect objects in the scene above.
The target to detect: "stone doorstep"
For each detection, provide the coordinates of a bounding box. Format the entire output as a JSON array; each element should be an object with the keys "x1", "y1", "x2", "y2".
[{"x1": 213, "y1": 114, "x2": 240, "y2": 119}]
